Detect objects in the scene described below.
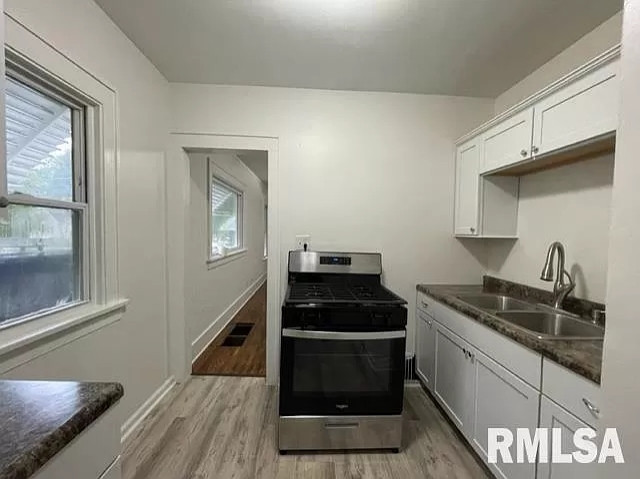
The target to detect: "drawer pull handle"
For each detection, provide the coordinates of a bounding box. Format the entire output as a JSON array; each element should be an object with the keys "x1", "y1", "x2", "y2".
[
  {"x1": 325, "y1": 422, "x2": 359, "y2": 429},
  {"x1": 582, "y1": 398, "x2": 600, "y2": 418},
  {"x1": 421, "y1": 301, "x2": 429, "y2": 309}
]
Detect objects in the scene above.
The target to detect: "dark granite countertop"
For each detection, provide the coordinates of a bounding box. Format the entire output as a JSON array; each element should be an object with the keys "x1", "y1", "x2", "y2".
[
  {"x1": 417, "y1": 277, "x2": 603, "y2": 384},
  {"x1": 0, "y1": 380, "x2": 123, "y2": 479}
]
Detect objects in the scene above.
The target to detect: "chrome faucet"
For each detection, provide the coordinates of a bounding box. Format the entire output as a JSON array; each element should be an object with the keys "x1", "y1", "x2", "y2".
[{"x1": 540, "y1": 241, "x2": 575, "y2": 309}]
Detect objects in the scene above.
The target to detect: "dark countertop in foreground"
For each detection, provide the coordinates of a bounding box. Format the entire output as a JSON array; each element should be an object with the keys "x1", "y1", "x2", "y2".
[
  {"x1": 417, "y1": 282, "x2": 603, "y2": 384},
  {"x1": 0, "y1": 380, "x2": 123, "y2": 479}
]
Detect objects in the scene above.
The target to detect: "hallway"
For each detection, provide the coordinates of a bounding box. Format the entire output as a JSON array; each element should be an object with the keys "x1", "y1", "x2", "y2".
[{"x1": 192, "y1": 283, "x2": 267, "y2": 377}]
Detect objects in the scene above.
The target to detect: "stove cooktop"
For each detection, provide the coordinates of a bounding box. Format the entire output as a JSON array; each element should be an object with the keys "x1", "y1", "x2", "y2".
[{"x1": 285, "y1": 282, "x2": 407, "y2": 306}]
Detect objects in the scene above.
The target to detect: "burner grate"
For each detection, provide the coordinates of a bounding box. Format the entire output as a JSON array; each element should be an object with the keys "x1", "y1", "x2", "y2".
[{"x1": 287, "y1": 282, "x2": 402, "y2": 304}]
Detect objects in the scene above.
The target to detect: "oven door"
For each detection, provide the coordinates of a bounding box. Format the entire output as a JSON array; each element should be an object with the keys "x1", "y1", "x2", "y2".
[{"x1": 279, "y1": 328, "x2": 406, "y2": 416}]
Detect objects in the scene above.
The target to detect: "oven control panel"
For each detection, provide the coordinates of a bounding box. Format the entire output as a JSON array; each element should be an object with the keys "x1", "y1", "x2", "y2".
[{"x1": 319, "y1": 256, "x2": 352, "y2": 266}]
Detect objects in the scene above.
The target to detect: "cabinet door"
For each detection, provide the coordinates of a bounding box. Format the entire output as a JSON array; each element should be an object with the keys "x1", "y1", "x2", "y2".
[
  {"x1": 433, "y1": 324, "x2": 474, "y2": 435},
  {"x1": 416, "y1": 310, "x2": 436, "y2": 392},
  {"x1": 537, "y1": 397, "x2": 600, "y2": 479},
  {"x1": 480, "y1": 108, "x2": 534, "y2": 174},
  {"x1": 532, "y1": 60, "x2": 619, "y2": 157},
  {"x1": 454, "y1": 139, "x2": 481, "y2": 236},
  {"x1": 470, "y1": 349, "x2": 539, "y2": 479}
]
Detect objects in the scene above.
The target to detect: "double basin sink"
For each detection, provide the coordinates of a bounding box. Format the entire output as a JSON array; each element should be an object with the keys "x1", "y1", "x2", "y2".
[{"x1": 456, "y1": 294, "x2": 604, "y2": 340}]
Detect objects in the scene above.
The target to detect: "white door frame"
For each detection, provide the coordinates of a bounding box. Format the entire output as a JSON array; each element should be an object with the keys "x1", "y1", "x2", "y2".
[{"x1": 165, "y1": 133, "x2": 280, "y2": 385}]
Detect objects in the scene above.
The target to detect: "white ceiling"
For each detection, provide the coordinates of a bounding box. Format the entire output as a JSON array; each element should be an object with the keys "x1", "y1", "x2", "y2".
[
  {"x1": 95, "y1": 0, "x2": 621, "y2": 97},
  {"x1": 237, "y1": 150, "x2": 268, "y2": 184}
]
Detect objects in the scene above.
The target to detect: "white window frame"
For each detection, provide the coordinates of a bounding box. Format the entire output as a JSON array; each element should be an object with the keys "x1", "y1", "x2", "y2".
[
  {"x1": 263, "y1": 204, "x2": 268, "y2": 260},
  {"x1": 1, "y1": 61, "x2": 90, "y2": 328},
  {"x1": 0, "y1": 16, "x2": 125, "y2": 356},
  {"x1": 207, "y1": 158, "x2": 245, "y2": 265}
]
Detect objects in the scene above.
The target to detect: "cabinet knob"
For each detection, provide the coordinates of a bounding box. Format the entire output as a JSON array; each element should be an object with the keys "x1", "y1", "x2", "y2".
[
  {"x1": 520, "y1": 149, "x2": 528, "y2": 157},
  {"x1": 470, "y1": 227, "x2": 476, "y2": 233},
  {"x1": 532, "y1": 146, "x2": 539, "y2": 154}
]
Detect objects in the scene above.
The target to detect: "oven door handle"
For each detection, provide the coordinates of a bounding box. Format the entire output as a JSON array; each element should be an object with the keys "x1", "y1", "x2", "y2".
[{"x1": 282, "y1": 328, "x2": 405, "y2": 341}]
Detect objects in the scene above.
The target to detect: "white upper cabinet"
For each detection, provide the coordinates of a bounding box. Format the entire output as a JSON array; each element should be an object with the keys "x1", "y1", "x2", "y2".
[
  {"x1": 532, "y1": 59, "x2": 619, "y2": 157},
  {"x1": 453, "y1": 48, "x2": 620, "y2": 239},
  {"x1": 480, "y1": 108, "x2": 534, "y2": 174},
  {"x1": 454, "y1": 139, "x2": 519, "y2": 238},
  {"x1": 454, "y1": 139, "x2": 481, "y2": 236}
]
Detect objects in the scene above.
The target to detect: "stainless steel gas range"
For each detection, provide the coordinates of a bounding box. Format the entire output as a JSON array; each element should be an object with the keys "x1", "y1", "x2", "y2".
[{"x1": 278, "y1": 251, "x2": 407, "y2": 453}]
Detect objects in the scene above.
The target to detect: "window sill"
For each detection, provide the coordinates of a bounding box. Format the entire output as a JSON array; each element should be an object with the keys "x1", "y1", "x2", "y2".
[
  {"x1": 0, "y1": 299, "x2": 129, "y2": 358},
  {"x1": 207, "y1": 248, "x2": 248, "y2": 270}
]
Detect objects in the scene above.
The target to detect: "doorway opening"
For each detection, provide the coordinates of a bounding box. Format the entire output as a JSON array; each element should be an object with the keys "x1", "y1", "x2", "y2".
[{"x1": 187, "y1": 148, "x2": 269, "y2": 377}]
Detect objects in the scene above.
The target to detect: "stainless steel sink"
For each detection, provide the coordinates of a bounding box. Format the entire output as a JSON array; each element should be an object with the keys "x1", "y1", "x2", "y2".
[
  {"x1": 495, "y1": 311, "x2": 604, "y2": 340},
  {"x1": 457, "y1": 294, "x2": 537, "y2": 312}
]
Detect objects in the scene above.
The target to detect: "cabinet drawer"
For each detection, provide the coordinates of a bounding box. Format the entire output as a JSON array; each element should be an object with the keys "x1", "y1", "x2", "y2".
[
  {"x1": 426, "y1": 296, "x2": 542, "y2": 388},
  {"x1": 542, "y1": 358, "x2": 601, "y2": 428},
  {"x1": 416, "y1": 291, "x2": 435, "y2": 318}
]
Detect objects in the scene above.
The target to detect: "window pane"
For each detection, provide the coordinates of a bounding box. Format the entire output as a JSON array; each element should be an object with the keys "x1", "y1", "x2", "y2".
[
  {"x1": 211, "y1": 180, "x2": 239, "y2": 256},
  {"x1": 5, "y1": 76, "x2": 74, "y2": 201},
  {"x1": 0, "y1": 205, "x2": 82, "y2": 324}
]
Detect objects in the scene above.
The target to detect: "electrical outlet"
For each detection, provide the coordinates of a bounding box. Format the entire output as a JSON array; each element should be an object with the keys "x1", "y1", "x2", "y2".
[{"x1": 295, "y1": 235, "x2": 311, "y2": 251}]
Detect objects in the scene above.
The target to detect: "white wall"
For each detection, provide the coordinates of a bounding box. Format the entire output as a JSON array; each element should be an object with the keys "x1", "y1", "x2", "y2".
[
  {"x1": 486, "y1": 154, "x2": 614, "y2": 302},
  {"x1": 484, "y1": 12, "x2": 622, "y2": 302},
  {"x1": 187, "y1": 151, "x2": 267, "y2": 359},
  {"x1": 170, "y1": 84, "x2": 494, "y2": 356},
  {"x1": 602, "y1": 1, "x2": 640, "y2": 476},
  {"x1": 1, "y1": 0, "x2": 170, "y2": 432},
  {"x1": 495, "y1": 12, "x2": 623, "y2": 114}
]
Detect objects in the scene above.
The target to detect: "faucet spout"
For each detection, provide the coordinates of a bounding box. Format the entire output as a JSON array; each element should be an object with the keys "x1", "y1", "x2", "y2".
[{"x1": 540, "y1": 241, "x2": 575, "y2": 309}]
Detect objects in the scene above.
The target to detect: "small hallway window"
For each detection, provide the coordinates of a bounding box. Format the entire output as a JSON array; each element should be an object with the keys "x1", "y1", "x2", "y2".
[{"x1": 209, "y1": 175, "x2": 243, "y2": 259}]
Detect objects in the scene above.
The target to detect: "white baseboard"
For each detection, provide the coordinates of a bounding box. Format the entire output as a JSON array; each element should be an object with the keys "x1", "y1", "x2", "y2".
[
  {"x1": 191, "y1": 274, "x2": 267, "y2": 363},
  {"x1": 121, "y1": 375, "x2": 176, "y2": 444}
]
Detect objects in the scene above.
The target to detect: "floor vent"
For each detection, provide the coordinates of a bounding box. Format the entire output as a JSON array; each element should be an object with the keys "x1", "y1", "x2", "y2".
[
  {"x1": 221, "y1": 322, "x2": 254, "y2": 347},
  {"x1": 404, "y1": 354, "x2": 417, "y2": 382}
]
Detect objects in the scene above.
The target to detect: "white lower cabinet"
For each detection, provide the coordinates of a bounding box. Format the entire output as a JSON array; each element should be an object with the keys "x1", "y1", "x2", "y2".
[
  {"x1": 33, "y1": 405, "x2": 121, "y2": 479},
  {"x1": 416, "y1": 309, "x2": 436, "y2": 392},
  {"x1": 416, "y1": 295, "x2": 604, "y2": 479},
  {"x1": 470, "y1": 350, "x2": 539, "y2": 479},
  {"x1": 433, "y1": 324, "x2": 475, "y2": 435},
  {"x1": 537, "y1": 397, "x2": 599, "y2": 479},
  {"x1": 99, "y1": 457, "x2": 122, "y2": 479}
]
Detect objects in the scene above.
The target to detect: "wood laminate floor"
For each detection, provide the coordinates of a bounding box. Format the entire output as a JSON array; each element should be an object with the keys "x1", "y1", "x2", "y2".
[
  {"x1": 192, "y1": 284, "x2": 266, "y2": 377},
  {"x1": 122, "y1": 376, "x2": 490, "y2": 479}
]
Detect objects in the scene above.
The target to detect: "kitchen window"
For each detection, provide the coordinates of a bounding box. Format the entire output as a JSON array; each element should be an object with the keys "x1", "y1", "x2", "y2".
[
  {"x1": 0, "y1": 68, "x2": 88, "y2": 327},
  {"x1": 209, "y1": 171, "x2": 244, "y2": 261}
]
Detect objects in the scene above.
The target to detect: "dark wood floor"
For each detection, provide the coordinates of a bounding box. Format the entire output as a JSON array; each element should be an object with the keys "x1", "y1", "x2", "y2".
[{"x1": 192, "y1": 283, "x2": 266, "y2": 377}]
